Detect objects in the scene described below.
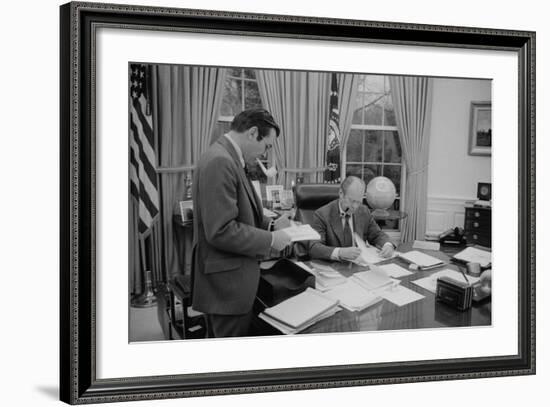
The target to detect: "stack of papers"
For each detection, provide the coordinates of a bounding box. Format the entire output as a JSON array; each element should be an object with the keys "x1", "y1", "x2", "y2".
[
  {"x1": 308, "y1": 262, "x2": 347, "y2": 290},
  {"x1": 377, "y1": 263, "x2": 413, "y2": 278},
  {"x1": 452, "y1": 247, "x2": 492, "y2": 268},
  {"x1": 259, "y1": 288, "x2": 340, "y2": 334},
  {"x1": 351, "y1": 266, "x2": 399, "y2": 292},
  {"x1": 397, "y1": 250, "x2": 445, "y2": 270},
  {"x1": 283, "y1": 224, "x2": 321, "y2": 242},
  {"x1": 324, "y1": 279, "x2": 383, "y2": 312},
  {"x1": 378, "y1": 285, "x2": 425, "y2": 306},
  {"x1": 352, "y1": 233, "x2": 395, "y2": 265},
  {"x1": 412, "y1": 269, "x2": 480, "y2": 293}
]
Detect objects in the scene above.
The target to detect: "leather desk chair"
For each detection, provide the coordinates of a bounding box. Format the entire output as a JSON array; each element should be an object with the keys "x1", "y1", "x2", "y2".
[
  {"x1": 293, "y1": 183, "x2": 340, "y2": 260},
  {"x1": 294, "y1": 183, "x2": 340, "y2": 225}
]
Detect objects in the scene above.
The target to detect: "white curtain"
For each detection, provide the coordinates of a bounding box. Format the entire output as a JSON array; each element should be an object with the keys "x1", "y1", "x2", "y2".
[
  {"x1": 389, "y1": 76, "x2": 434, "y2": 241},
  {"x1": 256, "y1": 70, "x2": 331, "y2": 187}
]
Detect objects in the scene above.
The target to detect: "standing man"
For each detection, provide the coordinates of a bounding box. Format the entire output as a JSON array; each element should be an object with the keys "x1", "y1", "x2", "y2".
[
  {"x1": 309, "y1": 176, "x2": 395, "y2": 262},
  {"x1": 192, "y1": 109, "x2": 292, "y2": 338}
]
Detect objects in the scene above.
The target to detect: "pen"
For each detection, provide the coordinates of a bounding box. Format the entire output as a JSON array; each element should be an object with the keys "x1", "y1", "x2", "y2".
[{"x1": 460, "y1": 269, "x2": 470, "y2": 284}]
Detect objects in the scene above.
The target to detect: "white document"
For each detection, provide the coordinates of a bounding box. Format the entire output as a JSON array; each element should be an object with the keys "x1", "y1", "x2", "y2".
[
  {"x1": 398, "y1": 250, "x2": 445, "y2": 269},
  {"x1": 452, "y1": 247, "x2": 492, "y2": 268},
  {"x1": 353, "y1": 233, "x2": 389, "y2": 265},
  {"x1": 308, "y1": 262, "x2": 347, "y2": 290},
  {"x1": 262, "y1": 207, "x2": 278, "y2": 218},
  {"x1": 324, "y1": 279, "x2": 383, "y2": 312},
  {"x1": 259, "y1": 306, "x2": 341, "y2": 335},
  {"x1": 283, "y1": 224, "x2": 321, "y2": 242},
  {"x1": 412, "y1": 240, "x2": 441, "y2": 251},
  {"x1": 378, "y1": 263, "x2": 413, "y2": 278},
  {"x1": 262, "y1": 287, "x2": 338, "y2": 329},
  {"x1": 379, "y1": 285, "x2": 425, "y2": 306},
  {"x1": 351, "y1": 267, "x2": 399, "y2": 292},
  {"x1": 412, "y1": 269, "x2": 480, "y2": 293}
]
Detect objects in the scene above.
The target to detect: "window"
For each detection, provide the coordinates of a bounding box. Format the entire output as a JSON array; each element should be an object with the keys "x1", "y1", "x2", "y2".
[
  {"x1": 213, "y1": 68, "x2": 268, "y2": 183},
  {"x1": 346, "y1": 75, "x2": 403, "y2": 230}
]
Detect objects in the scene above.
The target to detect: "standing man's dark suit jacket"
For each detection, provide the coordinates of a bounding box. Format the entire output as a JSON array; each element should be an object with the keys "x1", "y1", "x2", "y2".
[
  {"x1": 309, "y1": 199, "x2": 391, "y2": 261},
  {"x1": 192, "y1": 136, "x2": 272, "y2": 315}
]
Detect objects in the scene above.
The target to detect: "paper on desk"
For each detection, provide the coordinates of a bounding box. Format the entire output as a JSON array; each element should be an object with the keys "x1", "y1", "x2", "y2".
[
  {"x1": 379, "y1": 285, "x2": 425, "y2": 306},
  {"x1": 353, "y1": 233, "x2": 390, "y2": 265},
  {"x1": 309, "y1": 262, "x2": 347, "y2": 290},
  {"x1": 412, "y1": 269, "x2": 480, "y2": 293},
  {"x1": 453, "y1": 247, "x2": 492, "y2": 268},
  {"x1": 378, "y1": 263, "x2": 413, "y2": 278},
  {"x1": 283, "y1": 224, "x2": 321, "y2": 242},
  {"x1": 324, "y1": 279, "x2": 382, "y2": 312}
]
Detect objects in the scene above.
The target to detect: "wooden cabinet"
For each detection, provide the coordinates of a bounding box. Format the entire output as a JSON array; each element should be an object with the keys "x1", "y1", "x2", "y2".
[{"x1": 464, "y1": 207, "x2": 491, "y2": 247}]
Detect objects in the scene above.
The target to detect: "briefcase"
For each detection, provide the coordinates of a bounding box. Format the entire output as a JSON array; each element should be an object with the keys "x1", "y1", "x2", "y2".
[{"x1": 256, "y1": 258, "x2": 315, "y2": 310}]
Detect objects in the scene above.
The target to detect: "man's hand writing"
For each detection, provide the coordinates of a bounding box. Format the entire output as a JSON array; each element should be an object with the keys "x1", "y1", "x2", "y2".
[
  {"x1": 339, "y1": 247, "x2": 362, "y2": 262},
  {"x1": 379, "y1": 242, "x2": 395, "y2": 258}
]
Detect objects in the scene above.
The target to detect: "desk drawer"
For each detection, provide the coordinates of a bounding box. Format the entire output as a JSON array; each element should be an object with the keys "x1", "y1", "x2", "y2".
[
  {"x1": 465, "y1": 208, "x2": 491, "y2": 221},
  {"x1": 464, "y1": 218, "x2": 491, "y2": 231},
  {"x1": 464, "y1": 230, "x2": 491, "y2": 247}
]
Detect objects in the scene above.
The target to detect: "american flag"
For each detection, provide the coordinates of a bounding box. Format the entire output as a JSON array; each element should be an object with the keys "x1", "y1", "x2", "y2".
[
  {"x1": 324, "y1": 73, "x2": 341, "y2": 182},
  {"x1": 130, "y1": 64, "x2": 159, "y2": 234}
]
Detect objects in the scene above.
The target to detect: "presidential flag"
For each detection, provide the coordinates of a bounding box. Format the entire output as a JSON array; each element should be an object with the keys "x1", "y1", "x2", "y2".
[
  {"x1": 130, "y1": 64, "x2": 159, "y2": 234},
  {"x1": 324, "y1": 73, "x2": 341, "y2": 183}
]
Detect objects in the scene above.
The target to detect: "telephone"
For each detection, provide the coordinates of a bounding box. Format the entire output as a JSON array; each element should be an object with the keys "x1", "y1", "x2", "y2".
[{"x1": 439, "y1": 226, "x2": 466, "y2": 245}]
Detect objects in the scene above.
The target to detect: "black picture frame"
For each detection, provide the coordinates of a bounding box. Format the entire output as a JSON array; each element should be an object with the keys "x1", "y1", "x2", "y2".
[{"x1": 60, "y1": 1, "x2": 535, "y2": 404}]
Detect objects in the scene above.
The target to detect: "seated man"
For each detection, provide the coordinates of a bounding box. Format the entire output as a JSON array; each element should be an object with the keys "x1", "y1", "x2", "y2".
[{"x1": 309, "y1": 176, "x2": 394, "y2": 262}]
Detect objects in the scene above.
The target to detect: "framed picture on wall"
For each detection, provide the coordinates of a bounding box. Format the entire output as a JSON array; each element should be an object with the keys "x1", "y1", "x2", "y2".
[
  {"x1": 468, "y1": 101, "x2": 492, "y2": 156},
  {"x1": 60, "y1": 1, "x2": 535, "y2": 404}
]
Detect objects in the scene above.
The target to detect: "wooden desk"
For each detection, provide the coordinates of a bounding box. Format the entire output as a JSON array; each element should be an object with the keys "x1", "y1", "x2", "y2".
[{"x1": 255, "y1": 244, "x2": 491, "y2": 335}]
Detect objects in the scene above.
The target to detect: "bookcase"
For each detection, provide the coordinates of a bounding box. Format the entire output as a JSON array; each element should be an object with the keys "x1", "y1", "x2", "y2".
[{"x1": 464, "y1": 206, "x2": 491, "y2": 248}]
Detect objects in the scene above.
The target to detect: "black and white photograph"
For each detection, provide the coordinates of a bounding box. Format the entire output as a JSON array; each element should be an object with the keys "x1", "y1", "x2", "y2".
[
  {"x1": 54, "y1": 1, "x2": 538, "y2": 405},
  {"x1": 128, "y1": 63, "x2": 493, "y2": 342}
]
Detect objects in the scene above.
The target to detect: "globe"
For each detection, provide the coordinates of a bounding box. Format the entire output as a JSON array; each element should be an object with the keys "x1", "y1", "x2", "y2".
[{"x1": 365, "y1": 176, "x2": 396, "y2": 216}]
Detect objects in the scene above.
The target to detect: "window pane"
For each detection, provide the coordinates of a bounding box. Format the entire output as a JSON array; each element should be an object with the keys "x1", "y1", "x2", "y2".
[
  {"x1": 220, "y1": 78, "x2": 242, "y2": 116},
  {"x1": 244, "y1": 80, "x2": 262, "y2": 109},
  {"x1": 384, "y1": 94, "x2": 397, "y2": 126},
  {"x1": 362, "y1": 164, "x2": 381, "y2": 186},
  {"x1": 365, "y1": 99, "x2": 383, "y2": 125},
  {"x1": 363, "y1": 131, "x2": 383, "y2": 162},
  {"x1": 346, "y1": 164, "x2": 363, "y2": 179},
  {"x1": 365, "y1": 75, "x2": 385, "y2": 93},
  {"x1": 384, "y1": 131, "x2": 402, "y2": 163},
  {"x1": 346, "y1": 130, "x2": 363, "y2": 162},
  {"x1": 383, "y1": 165, "x2": 401, "y2": 195},
  {"x1": 228, "y1": 68, "x2": 242, "y2": 78},
  {"x1": 243, "y1": 69, "x2": 256, "y2": 79},
  {"x1": 352, "y1": 93, "x2": 364, "y2": 124}
]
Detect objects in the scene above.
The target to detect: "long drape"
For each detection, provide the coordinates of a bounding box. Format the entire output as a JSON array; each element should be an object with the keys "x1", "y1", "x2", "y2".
[
  {"x1": 130, "y1": 65, "x2": 227, "y2": 288},
  {"x1": 389, "y1": 76, "x2": 433, "y2": 241},
  {"x1": 157, "y1": 65, "x2": 227, "y2": 280},
  {"x1": 335, "y1": 73, "x2": 359, "y2": 179},
  {"x1": 256, "y1": 70, "x2": 331, "y2": 188}
]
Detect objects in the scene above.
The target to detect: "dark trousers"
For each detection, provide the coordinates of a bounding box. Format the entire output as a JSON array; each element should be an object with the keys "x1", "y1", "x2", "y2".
[{"x1": 207, "y1": 311, "x2": 253, "y2": 338}]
